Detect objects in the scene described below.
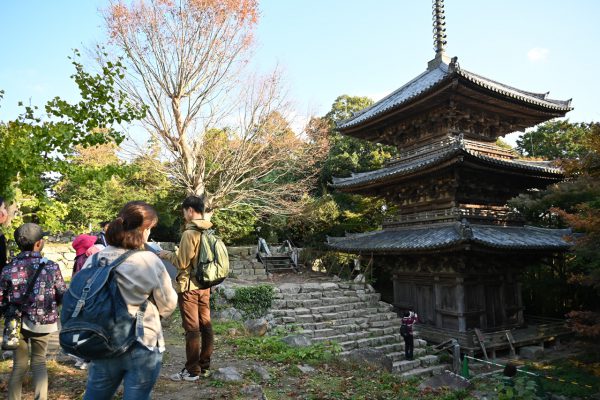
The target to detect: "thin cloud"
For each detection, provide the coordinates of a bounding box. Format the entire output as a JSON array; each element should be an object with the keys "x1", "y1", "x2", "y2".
[{"x1": 527, "y1": 47, "x2": 549, "y2": 62}]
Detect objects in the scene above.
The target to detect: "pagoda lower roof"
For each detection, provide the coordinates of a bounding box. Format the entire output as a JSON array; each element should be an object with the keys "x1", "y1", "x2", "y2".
[
  {"x1": 326, "y1": 222, "x2": 571, "y2": 254},
  {"x1": 331, "y1": 136, "x2": 561, "y2": 190},
  {"x1": 337, "y1": 56, "x2": 572, "y2": 132}
]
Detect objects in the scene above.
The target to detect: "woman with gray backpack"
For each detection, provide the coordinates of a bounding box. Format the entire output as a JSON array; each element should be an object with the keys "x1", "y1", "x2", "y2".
[{"x1": 63, "y1": 201, "x2": 178, "y2": 400}]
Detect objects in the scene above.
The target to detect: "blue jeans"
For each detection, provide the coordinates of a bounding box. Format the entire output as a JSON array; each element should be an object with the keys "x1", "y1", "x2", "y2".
[{"x1": 83, "y1": 343, "x2": 162, "y2": 400}]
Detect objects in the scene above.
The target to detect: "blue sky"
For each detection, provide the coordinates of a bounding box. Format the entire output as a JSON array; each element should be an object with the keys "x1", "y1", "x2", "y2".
[{"x1": 1, "y1": 0, "x2": 599, "y2": 145}]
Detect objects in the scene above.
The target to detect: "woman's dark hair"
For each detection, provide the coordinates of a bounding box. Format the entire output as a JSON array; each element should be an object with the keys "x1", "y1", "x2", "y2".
[
  {"x1": 106, "y1": 201, "x2": 158, "y2": 250},
  {"x1": 0, "y1": 196, "x2": 4, "y2": 206},
  {"x1": 182, "y1": 195, "x2": 205, "y2": 213}
]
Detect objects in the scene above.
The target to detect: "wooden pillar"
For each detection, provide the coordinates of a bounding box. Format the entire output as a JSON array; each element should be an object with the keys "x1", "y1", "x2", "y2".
[
  {"x1": 499, "y1": 275, "x2": 507, "y2": 326},
  {"x1": 478, "y1": 282, "x2": 487, "y2": 328},
  {"x1": 392, "y1": 273, "x2": 400, "y2": 307},
  {"x1": 434, "y1": 276, "x2": 443, "y2": 328},
  {"x1": 516, "y1": 281, "x2": 524, "y2": 325},
  {"x1": 456, "y1": 277, "x2": 467, "y2": 332}
]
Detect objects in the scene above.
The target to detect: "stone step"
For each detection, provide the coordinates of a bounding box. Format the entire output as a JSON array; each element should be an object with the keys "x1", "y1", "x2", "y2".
[
  {"x1": 393, "y1": 359, "x2": 421, "y2": 373},
  {"x1": 386, "y1": 348, "x2": 427, "y2": 362},
  {"x1": 273, "y1": 282, "x2": 376, "y2": 294},
  {"x1": 300, "y1": 324, "x2": 366, "y2": 338},
  {"x1": 312, "y1": 334, "x2": 349, "y2": 344},
  {"x1": 270, "y1": 280, "x2": 442, "y2": 378},
  {"x1": 355, "y1": 334, "x2": 400, "y2": 349},
  {"x1": 368, "y1": 318, "x2": 401, "y2": 329},
  {"x1": 418, "y1": 354, "x2": 439, "y2": 368},
  {"x1": 399, "y1": 364, "x2": 446, "y2": 380},
  {"x1": 392, "y1": 353, "x2": 441, "y2": 373},
  {"x1": 279, "y1": 290, "x2": 367, "y2": 300},
  {"x1": 302, "y1": 328, "x2": 337, "y2": 339},
  {"x1": 373, "y1": 343, "x2": 404, "y2": 354},
  {"x1": 272, "y1": 310, "x2": 400, "y2": 329}
]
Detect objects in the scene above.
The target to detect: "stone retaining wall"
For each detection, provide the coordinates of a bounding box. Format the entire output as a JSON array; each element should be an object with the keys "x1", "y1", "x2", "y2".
[{"x1": 41, "y1": 242, "x2": 259, "y2": 280}]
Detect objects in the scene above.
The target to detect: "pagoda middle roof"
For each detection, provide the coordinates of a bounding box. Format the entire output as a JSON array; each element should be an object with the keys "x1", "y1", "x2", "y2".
[
  {"x1": 326, "y1": 222, "x2": 571, "y2": 254},
  {"x1": 331, "y1": 136, "x2": 561, "y2": 190},
  {"x1": 337, "y1": 57, "x2": 572, "y2": 132}
]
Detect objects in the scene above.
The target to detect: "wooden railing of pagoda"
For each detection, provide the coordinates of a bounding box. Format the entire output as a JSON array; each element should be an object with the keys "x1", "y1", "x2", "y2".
[
  {"x1": 385, "y1": 136, "x2": 460, "y2": 167},
  {"x1": 383, "y1": 206, "x2": 523, "y2": 227},
  {"x1": 417, "y1": 315, "x2": 571, "y2": 357},
  {"x1": 462, "y1": 139, "x2": 515, "y2": 160},
  {"x1": 384, "y1": 135, "x2": 516, "y2": 167}
]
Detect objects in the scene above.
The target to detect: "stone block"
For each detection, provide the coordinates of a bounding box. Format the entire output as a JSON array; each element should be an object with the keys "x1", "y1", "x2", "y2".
[
  {"x1": 343, "y1": 348, "x2": 392, "y2": 372},
  {"x1": 320, "y1": 282, "x2": 339, "y2": 291},
  {"x1": 519, "y1": 346, "x2": 544, "y2": 360},
  {"x1": 278, "y1": 283, "x2": 301, "y2": 294},
  {"x1": 281, "y1": 334, "x2": 313, "y2": 347},
  {"x1": 299, "y1": 283, "x2": 323, "y2": 293},
  {"x1": 394, "y1": 359, "x2": 421, "y2": 372},
  {"x1": 419, "y1": 355, "x2": 439, "y2": 367},
  {"x1": 245, "y1": 318, "x2": 269, "y2": 337},
  {"x1": 214, "y1": 366, "x2": 243, "y2": 382}
]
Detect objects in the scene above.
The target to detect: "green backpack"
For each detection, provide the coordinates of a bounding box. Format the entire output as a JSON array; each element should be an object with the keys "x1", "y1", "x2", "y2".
[{"x1": 195, "y1": 230, "x2": 230, "y2": 288}]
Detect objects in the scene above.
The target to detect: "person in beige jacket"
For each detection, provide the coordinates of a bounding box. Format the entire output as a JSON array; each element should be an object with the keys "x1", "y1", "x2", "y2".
[{"x1": 159, "y1": 195, "x2": 214, "y2": 381}]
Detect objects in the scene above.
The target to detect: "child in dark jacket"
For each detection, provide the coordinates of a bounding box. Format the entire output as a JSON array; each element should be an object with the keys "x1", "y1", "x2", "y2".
[{"x1": 0, "y1": 223, "x2": 67, "y2": 400}]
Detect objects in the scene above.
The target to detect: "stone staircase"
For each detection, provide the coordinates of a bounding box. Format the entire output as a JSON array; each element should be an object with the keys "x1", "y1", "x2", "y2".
[
  {"x1": 227, "y1": 246, "x2": 268, "y2": 281},
  {"x1": 271, "y1": 281, "x2": 445, "y2": 378}
]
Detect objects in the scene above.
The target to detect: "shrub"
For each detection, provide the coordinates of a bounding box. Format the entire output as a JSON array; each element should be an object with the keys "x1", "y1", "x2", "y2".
[{"x1": 231, "y1": 284, "x2": 275, "y2": 319}]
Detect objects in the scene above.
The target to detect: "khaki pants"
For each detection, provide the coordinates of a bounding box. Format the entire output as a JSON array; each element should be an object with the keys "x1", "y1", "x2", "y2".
[
  {"x1": 178, "y1": 289, "x2": 214, "y2": 374},
  {"x1": 9, "y1": 329, "x2": 51, "y2": 400}
]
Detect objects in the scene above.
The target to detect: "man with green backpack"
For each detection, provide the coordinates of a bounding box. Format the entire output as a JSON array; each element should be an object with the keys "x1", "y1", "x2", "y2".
[{"x1": 159, "y1": 195, "x2": 229, "y2": 381}]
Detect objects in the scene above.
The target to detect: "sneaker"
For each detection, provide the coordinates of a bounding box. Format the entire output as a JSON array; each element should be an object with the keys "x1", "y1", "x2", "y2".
[
  {"x1": 170, "y1": 368, "x2": 199, "y2": 382},
  {"x1": 199, "y1": 369, "x2": 211, "y2": 378},
  {"x1": 79, "y1": 362, "x2": 89, "y2": 370}
]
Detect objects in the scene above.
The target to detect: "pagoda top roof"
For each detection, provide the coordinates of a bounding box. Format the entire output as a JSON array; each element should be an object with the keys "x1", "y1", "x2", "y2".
[
  {"x1": 331, "y1": 136, "x2": 562, "y2": 190},
  {"x1": 326, "y1": 221, "x2": 571, "y2": 254},
  {"x1": 337, "y1": 57, "x2": 572, "y2": 132}
]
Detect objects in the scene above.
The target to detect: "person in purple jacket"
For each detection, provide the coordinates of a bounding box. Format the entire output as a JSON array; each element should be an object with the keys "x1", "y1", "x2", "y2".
[
  {"x1": 401, "y1": 308, "x2": 419, "y2": 361},
  {"x1": 0, "y1": 223, "x2": 67, "y2": 400}
]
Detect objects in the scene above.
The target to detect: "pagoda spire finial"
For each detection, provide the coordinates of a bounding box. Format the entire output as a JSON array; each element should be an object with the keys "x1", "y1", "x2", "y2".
[
  {"x1": 432, "y1": 0, "x2": 447, "y2": 55},
  {"x1": 427, "y1": 0, "x2": 451, "y2": 70}
]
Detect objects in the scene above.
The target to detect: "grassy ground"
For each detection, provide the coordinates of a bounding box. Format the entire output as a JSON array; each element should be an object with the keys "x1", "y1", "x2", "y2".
[
  {"x1": 467, "y1": 343, "x2": 600, "y2": 399},
  {"x1": 1, "y1": 313, "x2": 599, "y2": 399}
]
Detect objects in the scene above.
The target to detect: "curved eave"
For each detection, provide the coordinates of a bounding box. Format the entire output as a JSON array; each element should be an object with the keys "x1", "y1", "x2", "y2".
[
  {"x1": 337, "y1": 66, "x2": 572, "y2": 134},
  {"x1": 332, "y1": 147, "x2": 458, "y2": 190},
  {"x1": 326, "y1": 224, "x2": 571, "y2": 255},
  {"x1": 331, "y1": 147, "x2": 563, "y2": 192},
  {"x1": 456, "y1": 69, "x2": 573, "y2": 112},
  {"x1": 462, "y1": 151, "x2": 563, "y2": 177}
]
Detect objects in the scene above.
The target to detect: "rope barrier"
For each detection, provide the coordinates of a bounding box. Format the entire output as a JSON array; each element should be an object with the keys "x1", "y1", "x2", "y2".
[{"x1": 463, "y1": 355, "x2": 595, "y2": 389}]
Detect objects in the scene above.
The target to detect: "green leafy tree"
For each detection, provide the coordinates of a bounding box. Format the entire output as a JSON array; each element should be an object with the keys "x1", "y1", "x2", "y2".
[
  {"x1": 516, "y1": 120, "x2": 592, "y2": 159},
  {"x1": 320, "y1": 95, "x2": 397, "y2": 189},
  {"x1": 0, "y1": 51, "x2": 146, "y2": 202},
  {"x1": 510, "y1": 123, "x2": 600, "y2": 333},
  {"x1": 53, "y1": 142, "x2": 180, "y2": 236},
  {"x1": 263, "y1": 95, "x2": 397, "y2": 247}
]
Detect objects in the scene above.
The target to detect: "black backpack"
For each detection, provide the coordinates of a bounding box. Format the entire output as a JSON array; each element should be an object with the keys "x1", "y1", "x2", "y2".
[
  {"x1": 400, "y1": 323, "x2": 409, "y2": 336},
  {"x1": 59, "y1": 251, "x2": 148, "y2": 360}
]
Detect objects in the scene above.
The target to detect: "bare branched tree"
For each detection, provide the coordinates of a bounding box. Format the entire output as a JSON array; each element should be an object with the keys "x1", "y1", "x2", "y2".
[{"x1": 103, "y1": 0, "x2": 322, "y2": 214}]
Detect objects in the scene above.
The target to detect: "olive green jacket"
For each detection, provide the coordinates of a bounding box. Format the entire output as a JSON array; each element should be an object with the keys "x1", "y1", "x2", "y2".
[{"x1": 164, "y1": 219, "x2": 212, "y2": 293}]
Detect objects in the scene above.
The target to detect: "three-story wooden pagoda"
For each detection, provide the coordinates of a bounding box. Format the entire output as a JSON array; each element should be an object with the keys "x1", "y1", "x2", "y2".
[{"x1": 327, "y1": 0, "x2": 572, "y2": 349}]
